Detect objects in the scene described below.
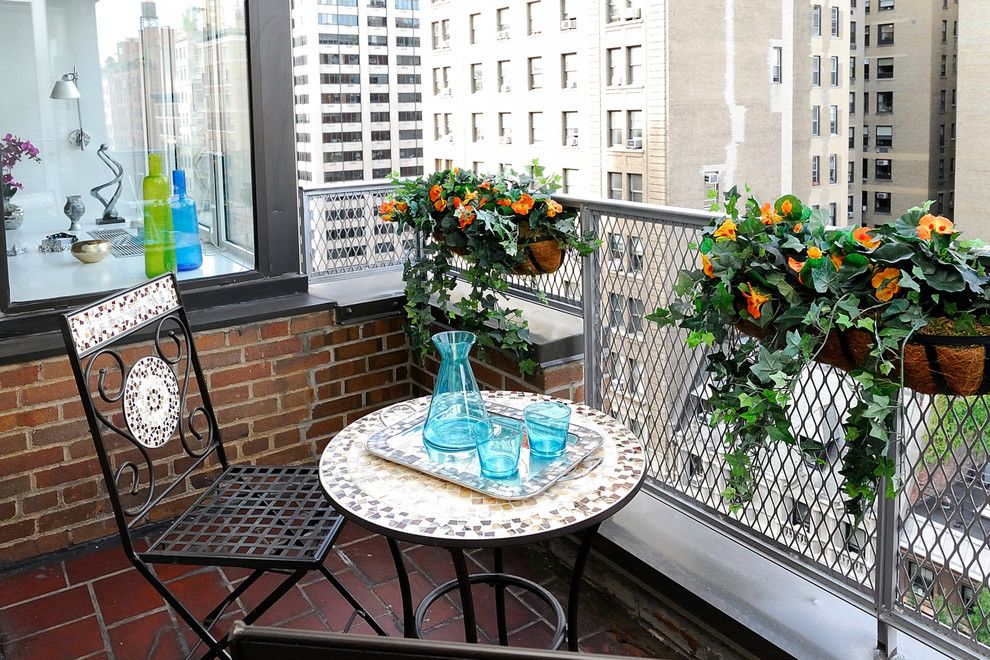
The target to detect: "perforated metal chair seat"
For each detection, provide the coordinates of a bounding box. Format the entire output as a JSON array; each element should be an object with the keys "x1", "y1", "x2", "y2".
[{"x1": 141, "y1": 465, "x2": 342, "y2": 569}]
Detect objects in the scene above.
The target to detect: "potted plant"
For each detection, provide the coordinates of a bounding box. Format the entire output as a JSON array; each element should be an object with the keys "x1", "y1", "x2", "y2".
[
  {"x1": 649, "y1": 186, "x2": 990, "y2": 516},
  {"x1": 380, "y1": 162, "x2": 598, "y2": 374},
  {"x1": 1, "y1": 133, "x2": 42, "y2": 230}
]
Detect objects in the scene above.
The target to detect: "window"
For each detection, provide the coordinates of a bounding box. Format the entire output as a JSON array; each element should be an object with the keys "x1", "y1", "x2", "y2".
[
  {"x1": 877, "y1": 92, "x2": 893, "y2": 113},
  {"x1": 627, "y1": 358, "x2": 644, "y2": 397},
  {"x1": 627, "y1": 110, "x2": 643, "y2": 142},
  {"x1": 497, "y1": 60, "x2": 510, "y2": 91},
  {"x1": 496, "y1": 6, "x2": 509, "y2": 33},
  {"x1": 606, "y1": 48, "x2": 621, "y2": 85},
  {"x1": 528, "y1": 57, "x2": 543, "y2": 89},
  {"x1": 562, "y1": 111, "x2": 578, "y2": 146},
  {"x1": 812, "y1": 56, "x2": 821, "y2": 86},
  {"x1": 938, "y1": 159, "x2": 945, "y2": 181},
  {"x1": 367, "y1": 16, "x2": 387, "y2": 27},
  {"x1": 864, "y1": 25, "x2": 870, "y2": 47},
  {"x1": 942, "y1": 19, "x2": 948, "y2": 43},
  {"x1": 829, "y1": 202, "x2": 837, "y2": 224},
  {"x1": 812, "y1": 106, "x2": 821, "y2": 136},
  {"x1": 874, "y1": 191, "x2": 891, "y2": 213},
  {"x1": 627, "y1": 297, "x2": 645, "y2": 334},
  {"x1": 789, "y1": 502, "x2": 811, "y2": 530},
  {"x1": 562, "y1": 168, "x2": 576, "y2": 193},
  {"x1": 498, "y1": 112, "x2": 512, "y2": 140},
  {"x1": 561, "y1": 0, "x2": 575, "y2": 20},
  {"x1": 843, "y1": 522, "x2": 866, "y2": 554},
  {"x1": 469, "y1": 13, "x2": 480, "y2": 43},
  {"x1": 877, "y1": 23, "x2": 894, "y2": 45},
  {"x1": 850, "y1": 21, "x2": 857, "y2": 47},
  {"x1": 471, "y1": 64, "x2": 483, "y2": 93},
  {"x1": 876, "y1": 125, "x2": 892, "y2": 147},
  {"x1": 939, "y1": 90, "x2": 946, "y2": 112},
  {"x1": 561, "y1": 53, "x2": 577, "y2": 88},
  {"x1": 830, "y1": 56, "x2": 839, "y2": 86},
  {"x1": 812, "y1": 5, "x2": 822, "y2": 35},
  {"x1": 864, "y1": 92, "x2": 869, "y2": 114},
  {"x1": 939, "y1": 124, "x2": 946, "y2": 148},
  {"x1": 961, "y1": 585, "x2": 977, "y2": 614},
  {"x1": 849, "y1": 92, "x2": 856, "y2": 114},
  {"x1": 940, "y1": 54, "x2": 947, "y2": 78},
  {"x1": 812, "y1": 156, "x2": 821, "y2": 185},
  {"x1": 608, "y1": 233, "x2": 625, "y2": 269},
  {"x1": 471, "y1": 113, "x2": 483, "y2": 142},
  {"x1": 608, "y1": 172, "x2": 623, "y2": 200},
  {"x1": 829, "y1": 154, "x2": 838, "y2": 184},
  {"x1": 608, "y1": 111, "x2": 623, "y2": 147},
  {"x1": 395, "y1": 0, "x2": 419, "y2": 8},
  {"x1": 878, "y1": 0, "x2": 893, "y2": 8},
  {"x1": 848, "y1": 161, "x2": 855, "y2": 183},
  {"x1": 908, "y1": 562, "x2": 935, "y2": 599},
  {"x1": 829, "y1": 105, "x2": 839, "y2": 135},
  {"x1": 875, "y1": 159, "x2": 891, "y2": 180},
  {"x1": 395, "y1": 16, "x2": 419, "y2": 29},
  {"x1": 704, "y1": 171, "x2": 720, "y2": 205},
  {"x1": 877, "y1": 57, "x2": 893, "y2": 79},
  {"x1": 626, "y1": 46, "x2": 643, "y2": 86},
  {"x1": 528, "y1": 111, "x2": 543, "y2": 143},
  {"x1": 850, "y1": 56, "x2": 856, "y2": 80},
  {"x1": 319, "y1": 13, "x2": 359, "y2": 26},
  {"x1": 628, "y1": 174, "x2": 643, "y2": 202},
  {"x1": 772, "y1": 46, "x2": 783, "y2": 83},
  {"x1": 628, "y1": 236, "x2": 644, "y2": 272},
  {"x1": 849, "y1": 126, "x2": 855, "y2": 148},
  {"x1": 527, "y1": 1, "x2": 541, "y2": 35},
  {"x1": 831, "y1": 6, "x2": 840, "y2": 37}
]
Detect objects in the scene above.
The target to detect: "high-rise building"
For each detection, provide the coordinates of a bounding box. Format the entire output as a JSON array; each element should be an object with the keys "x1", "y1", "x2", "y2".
[
  {"x1": 849, "y1": 0, "x2": 959, "y2": 227},
  {"x1": 291, "y1": 0, "x2": 425, "y2": 186},
  {"x1": 953, "y1": 0, "x2": 988, "y2": 237}
]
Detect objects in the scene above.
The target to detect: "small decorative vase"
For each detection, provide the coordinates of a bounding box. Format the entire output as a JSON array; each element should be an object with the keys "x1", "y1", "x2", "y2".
[
  {"x1": 422, "y1": 331, "x2": 492, "y2": 452},
  {"x1": 3, "y1": 203, "x2": 24, "y2": 230},
  {"x1": 63, "y1": 195, "x2": 85, "y2": 232}
]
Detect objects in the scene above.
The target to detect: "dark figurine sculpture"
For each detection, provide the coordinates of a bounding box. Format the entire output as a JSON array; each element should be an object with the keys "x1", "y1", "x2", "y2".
[{"x1": 90, "y1": 144, "x2": 125, "y2": 224}]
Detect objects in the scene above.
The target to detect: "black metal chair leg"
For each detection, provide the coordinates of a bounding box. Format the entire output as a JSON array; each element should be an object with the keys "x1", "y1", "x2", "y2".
[
  {"x1": 387, "y1": 537, "x2": 417, "y2": 638},
  {"x1": 449, "y1": 548, "x2": 478, "y2": 643},
  {"x1": 202, "y1": 569, "x2": 265, "y2": 628},
  {"x1": 317, "y1": 564, "x2": 389, "y2": 636},
  {"x1": 567, "y1": 523, "x2": 601, "y2": 652},
  {"x1": 493, "y1": 548, "x2": 509, "y2": 645},
  {"x1": 241, "y1": 569, "x2": 306, "y2": 626}
]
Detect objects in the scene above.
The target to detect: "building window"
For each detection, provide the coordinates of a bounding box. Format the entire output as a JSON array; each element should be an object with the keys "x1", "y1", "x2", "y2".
[
  {"x1": 939, "y1": 90, "x2": 946, "y2": 112},
  {"x1": 812, "y1": 55, "x2": 821, "y2": 86},
  {"x1": 830, "y1": 6, "x2": 840, "y2": 37},
  {"x1": 496, "y1": 6, "x2": 510, "y2": 35},
  {"x1": 498, "y1": 112, "x2": 512, "y2": 141},
  {"x1": 908, "y1": 562, "x2": 935, "y2": 599},
  {"x1": 471, "y1": 113, "x2": 483, "y2": 142},
  {"x1": 849, "y1": 92, "x2": 856, "y2": 114},
  {"x1": 626, "y1": 46, "x2": 643, "y2": 85},
  {"x1": 627, "y1": 358, "x2": 644, "y2": 397},
  {"x1": 849, "y1": 126, "x2": 855, "y2": 148},
  {"x1": 789, "y1": 502, "x2": 811, "y2": 530},
  {"x1": 879, "y1": 0, "x2": 894, "y2": 8},
  {"x1": 876, "y1": 125, "x2": 892, "y2": 147},
  {"x1": 961, "y1": 585, "x2": 977, "y2": 614},
  {"x1": 850, "y1": 56, "x2": 856, "y2": 80},
  {"x1": 528, "y1": 57, "x2": 543, "y2": 89},
  {"x1": 606, "y1": 48, "x2": 620, "y2": 85},
  {"x1": 812, "y1": 4, "x2": 822, "y2": 35},
  {"x1": 874, "y1": 191, "x2": 891, "y2": 214},
  {"x1": 875, "y1": 158, "x2": 891, "y2": 180},
  {"x1": 561, "y1": 52, "x2": 577, "y2": 88},
  {"x1": 628, "y1": 174, "x2": 643, "y2": 202},
  {"x1": 528, "y1": 111, "x2": 543, "y2": 143},
  {"x1": 939, "y1": 123, "x2": 946, "y2": 148},
  {"x1": 812, "y1": 106, "x2": 821, "y2": 136},
  {"x1": 829, "y1": 154, "x2": 838, "y2": 184},
  {"x1": 628, "y1": 235, "x2": 644, "y2": 272},
  {"x1": 497, "y1": 60, "x2": 510, "y2": 92},
  {"x1": 772, "y1": 46, "x2": 783, "y2": 83},
  {"x1": 829, "y1": 202, "x2": 837, "y2": 223},
  {"x1": 562, "y1": 111, "x2": 578, "y2": 146},
  {"x1": 812, "y1": 156, "x2": 820, "y2": 186},
  {"x1": 627, "y1": 297, "x2": 645, "y2": 334},
  {"x1": 938, "y1": 160, "x2": 945, "y2": 181},
  {"x1": 829, "y1": 105, "x2": 839, "y2": 135},
  {"x1": 469, "y1": 13, "x2": 480, "y2": 44},
  {"x1": 830, "y1": 56, "x2": 839, "y2": 86},
  {"x1": 527, "y1": 1, "x2": 541, "y2": 35},
  {"x1": 608, "y1": 292, "x2": 625, "y2": 327},
  {"x1": 471, "y1": 63, "x2": 483, "y2": 93},
  {"x1": 608, "y1": 172, "x2": 623, "y2": 200},
  {"x1": 562, "y1": 168, "x2": 576, "y2": 193},
  {"x1": 850, "y1": 21, "x2": 857, "y2": 47},
  {"x1": 627, "y1": 110, "x2": 643, "y2": 144},
  {"x1": 848, "y1": 161, "x2": 855, "y2": 183},
  {"x1": 864, "y1": 24, "x2": 870, "y2": 47},
  {"x1": 877, "y1": 57, "x2": 893, "y2": 79},
  {"x1": 608, "y1": 111, "x2": 623, "y2": 147},
  {"x1": 843, "y1": 522, "x2": 866, "y2": 554},
  {"x1": 940, "y1": 54, "x2": 947, "y2": 78},
  {"x1": 942, "y1": 19, "x2": 948, "y2": 43},
  {"x1": 877, "y1": 23, "x2": 894, "y2": 45},
  {"x1": 876, "y1": 92, "x2": 893, "y2": 114}
]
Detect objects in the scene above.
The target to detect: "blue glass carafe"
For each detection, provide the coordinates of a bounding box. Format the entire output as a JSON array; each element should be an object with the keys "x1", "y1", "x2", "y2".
[{"x1": 423, "y1": 331, "x2": 492, "y2": 451}]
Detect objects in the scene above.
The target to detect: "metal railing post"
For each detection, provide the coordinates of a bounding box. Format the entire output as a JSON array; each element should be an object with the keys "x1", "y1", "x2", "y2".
[
  {"x1": 873, "y1": 387, "x2": 904, "y2": 660},
  {"x1": 580, "y1": 203, "x2": 601, "y2": 409},
  {"x1": 299, "y1": 187, "x2": 314, "y2": 277}
]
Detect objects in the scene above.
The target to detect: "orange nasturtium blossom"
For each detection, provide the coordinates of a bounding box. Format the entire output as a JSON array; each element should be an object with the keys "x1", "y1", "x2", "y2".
[
  {"x1": 479, "y1": 181, "x2": 493, "y2": 191},
  {"x1": 546, "y1": 199, "x2": 563, "y2": 218},
  {"x1": 429, "y1": 185, "x2": 443, "y2": 202},
  {"x1": 780, "y1": 199, "x2": 794, "y2": 216},
  {"x1": 871, "y1": 267, "x2": 901, "y2": 302},
  {"x1": 458, "y1": 207, "x2": 476, "y2": 229},
  {"x1": 830, "y1": 253, "x2": 844, "y2": 271},
  {"x1": 378, "y1": 201, "x2": 394, "y2": 222},
  {"x1": 853, "y1": 226, "x2": 880, "y2": 249},
  {"x1": 788, "y1": 256, "x2": 805, "y2": 273},
  {"x1": 793, "y1": 223, "x2": 803, "y2": 233},
  {"x1": 760, "y1": 202, "x2": 781, "y2": 225},
  {"x1": 807, "y1": 246, "x2": 823, "y2": 260},
  {"x1": 701, "y1": 254, "x2": 715, "y2": 278},
  {"x1": 496, "y1": 198, "x2": 512, "y2": 207},
  {"x1": 742, "y1": 284, "x2": 771, "y2": 320},
  {"x1": 395, "y1": 201, "x2": 408, "y2": 214},
  {"x1": 511, "y1": 193, "x2": 535, "y2": 215},
  {"x1": 713, "y1": 218, "x2": 737, "y2": 241},
  {"x1": 433, "y1": 197, "x2": 447, "y2": 212},
  {"x1": 463, "y1": 189, "x2": 479, "y2": 205}
]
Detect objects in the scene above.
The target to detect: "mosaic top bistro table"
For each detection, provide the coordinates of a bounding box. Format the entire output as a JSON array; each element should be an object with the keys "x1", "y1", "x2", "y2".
[{"x1": 318, "y1": 391, "x2": 647, "y2": 651}]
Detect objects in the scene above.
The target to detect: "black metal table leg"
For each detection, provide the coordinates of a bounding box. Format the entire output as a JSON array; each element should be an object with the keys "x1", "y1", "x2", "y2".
[
  {"x1": 388, "y1": 538, "x2": 417, "y2": 638},
  {"x1": 567, "y1": 523, "x2": 601, "y2": 652},
  {"x1": 450, "y1": 548, "x2": 479, "y2": 643},
  {"x1": 493, "y1": 548, "x2": 509, "y2": 645}
]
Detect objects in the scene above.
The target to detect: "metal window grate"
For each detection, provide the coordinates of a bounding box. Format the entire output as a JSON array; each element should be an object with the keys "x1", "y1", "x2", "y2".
[{"x1": 88, "y1": 228, "x2": 144, "y2": 258}]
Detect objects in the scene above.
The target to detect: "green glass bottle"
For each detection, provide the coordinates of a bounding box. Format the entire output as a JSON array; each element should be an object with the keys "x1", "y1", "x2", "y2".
[{"x1": 143, "y1": 153, "x2": 177, "y2": 277}]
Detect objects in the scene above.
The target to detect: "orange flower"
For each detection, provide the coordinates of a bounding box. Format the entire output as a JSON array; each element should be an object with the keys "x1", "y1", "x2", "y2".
[
  {"x1": 479, "y1": 181, "x2": 493, "y2": 190},
  {"x1": 793, "y1": 223, "x2": 803, "y2": 233},
  {"x1": 463, "y1": 189, "x2": 479, "y2": 205},
  {"x1": 932, "y1": 216, "x2": 954, "y2": 234},
  {"x1": 871, "y1": 267, "x2": 901, "y2": 302},
  {"x1": 546, "y1": 199, "x2": 563, "y2": 218},
  {"x1": 701, "y1": 254, "x2": 715, "y2": 278},
  {"x1": 788, "y1": 257, "x2": 805, "y2": 274},
  {"x1": 830, "y1": 253, "x2": 843, "y2": 271},
  {"x1": 781, "y1": 199, "x2": 793, "y2": 216},
  {"x1": 760, "y1": 202, "x2": 782, "y2": 225},
  {"x1": 497, "y1": 198, "x2": 512, "y2": 207},
  {"x1": 379, "y1": 201, "x2": 395, "y2": 221},
  {"x1": 434, "y1": 197, "x2": 447, "y2": 211},
  {"x1": 917, "y1": 224, "x2": 932, "y2": 240},
  {"x1": 479, "y1": 196, "x2": 489, "y2": 207},
  {"x1": 919, "y1": 214, "x2": 937, "y2": 230},
  {"x1": 742, "y1": 284, "x2": 771, "y2": 320},
  {"x1": 395, "y1": 201, "x2": 408, "y2": 213},
  {"x1": 713, "y1": 218, "x2": 737, "y2": 241},
  {"x1": 453, "y1": 167, "x2": 460, "y2": 175},
  {"x1": 511, "y1": 193, "x2": 535, "y2": 215},
  {"x1": 458, "y1": 208, "x2": 476, "y2": 229},
  {"x1": 853, "y1": 226, "x2": 880, "y2": 249},
  {"x1": 920, "y1": 213, "x2": 953, "y2": 235},
  {"x1": 807, "y1": 246, "x2": 823, "y2": 259},
  {"x1": 429, "y1": 185, "x2": 443, "y2": 202}
]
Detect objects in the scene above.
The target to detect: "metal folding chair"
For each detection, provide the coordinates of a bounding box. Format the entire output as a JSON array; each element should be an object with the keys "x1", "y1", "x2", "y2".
[{"x1": 60, "y1": 274, "x2": 386, "y2": 659}]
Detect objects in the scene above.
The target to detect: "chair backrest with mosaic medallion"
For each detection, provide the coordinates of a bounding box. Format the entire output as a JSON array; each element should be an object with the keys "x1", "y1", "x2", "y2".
[{"x1": 60, "y1": 274, "x2": 227, "y2": 551}]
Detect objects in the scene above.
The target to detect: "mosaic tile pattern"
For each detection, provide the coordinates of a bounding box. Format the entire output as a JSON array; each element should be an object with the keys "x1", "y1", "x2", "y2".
[
  {"x1": 365, "y1": 401, "x2": 604, "y2": 501},
  {"x1": 320, "y1": 392, "x2": 646, "y2": 544},
  {"x1": 122, "y1": 356, "x2": 180, "y2": 449},
  {"x1": 66, "y1": 276, "x2": 180, "y2": 356}
]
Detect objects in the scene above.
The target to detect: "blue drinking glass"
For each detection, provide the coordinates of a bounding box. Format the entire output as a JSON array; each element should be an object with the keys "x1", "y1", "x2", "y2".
[
  {"x1": 477, "y1": 419, "x2": 522, "y2": 479},
  {"x1": 524, "y1": 402, "x2": 571, "y2": 460}
]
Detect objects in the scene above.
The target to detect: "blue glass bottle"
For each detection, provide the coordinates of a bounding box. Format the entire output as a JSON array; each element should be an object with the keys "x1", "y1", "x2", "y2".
[
  {"x1": 170, "y1": 169, "x2": 203, "y2": 271},
  {"x1": 423, "y1": 331, "x2": 492, "y2": 452}
]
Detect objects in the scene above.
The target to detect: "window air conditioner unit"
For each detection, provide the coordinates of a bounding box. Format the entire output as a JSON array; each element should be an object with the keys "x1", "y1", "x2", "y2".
[
  {"x1": 560, "y1": 18, "x2": 577, "y2": 30},
  {"x1": 614, "y1": 78, "x2": 624, "y2": 86},
  {"x1": 568, "y1": 136, "x2": 579, "y2": 146},
  {"x1": 500, "y1": 135, "x2": 512, "y2": 144},
  {"x1": 847, "y1": 211, "x2": 855, "y2": 219},
  {"x1": 626, "y1": 137, "x2": 643, "y2": 149},
  {"x1": 876, "y1": 146, "x2": 889, "y2": 153},
  {"x1": 500, "y1": 84, "x2": 511, "y2": 93},
  {"x1": 624, "y1": 7, "x2": 642, "y2": 20},
  {"x1": 567, "y1": 81, "x2": 578, "y2": 89},
  {"x1": 862, "y1": 204, "x2": 868, "y2": 211},
  {"x1": 497, "y1": 29, "x2": 510, "y2": 40},
  {"x1": 444, "y1": 134, "x2": 454, "y2": 143},
  {"x1": 440, "y1": 39, "x2": 450, "y2": 49}
]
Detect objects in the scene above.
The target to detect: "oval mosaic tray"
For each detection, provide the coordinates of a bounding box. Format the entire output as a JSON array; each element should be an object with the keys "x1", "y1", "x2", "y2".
[{"x1": 364, "y1": 401, "x2": 605, "y2": 500}]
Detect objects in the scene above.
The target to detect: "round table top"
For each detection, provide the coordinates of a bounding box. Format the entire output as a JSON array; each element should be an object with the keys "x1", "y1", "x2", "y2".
[{"x1": 319, "y1": 391, "x2": 647, "y2": 548}]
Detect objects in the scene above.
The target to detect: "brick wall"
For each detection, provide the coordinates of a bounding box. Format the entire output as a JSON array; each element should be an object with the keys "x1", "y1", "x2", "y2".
[{"x1": 0, "y1": 310, "x2": 410, "y2": 564}]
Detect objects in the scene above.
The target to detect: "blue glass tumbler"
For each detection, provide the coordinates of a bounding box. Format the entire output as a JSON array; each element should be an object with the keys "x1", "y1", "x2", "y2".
[
  {"x1": 524, "y1": 402, "x2": 571, "y2": 459},
  {"x1": 423, "y1": 331, "x2": 492, "y2": 451},
  {"x1": 477, "y1": 419, "x2": 522, "y2": 479}
]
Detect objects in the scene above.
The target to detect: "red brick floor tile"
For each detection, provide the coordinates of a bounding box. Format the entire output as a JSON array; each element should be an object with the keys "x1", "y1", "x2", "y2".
[
  {"x1": 0, "y1": 562, "x2": 67, "y2": 608},
  {"x1": 241, "y1": 574, "x2": 314, "y2": 625},
  {"x1": 507, "y1": 620, "x2": 558, "y2": 649},
  {"x1": 64, "y1": 542, "x2": 131, "y2": 585},
  {"x1": 338, "y1": 536, "x2": 399, "y2": 585},
  {"x1": 152, "y1": 562, "x2": 202, "y2": 583},
  {"x1": 420, "y1": 617, "x2": 492, "y2": 644},
  {"x1": 277, "y1": 610, "x2": 332, "y2": 632},
  {"x1": 0, "y1": 584, "x2": 95, "y2": 639},
  {"x1": 371, "y1": 571, "x2": 461, "y2": 632},
  {"x1": 6, "y1": 615, "x2": 105, "y2": 660},
  {"x1": 105, "y1": 609, "x2": 187, "y2": 660},
  {"x1": 403, "y1": 545, "x2": 458, "y2": 586},
  {"x1": 578, "y1": 628, "x2": 660, "y2": 657},
  {"x1": 91, "y1": 568, "x2": 165, "y2": 625},
  {"x1": 302, "y1": 570, "x2": 399, "y2": 635},
  {"x1": 334, "y1": 521, "x2": 376, "y2": 546},
  {"x1": 471, "y1": 583, "x2": 547, "y2": 641},
  {"x1": 165, "y1": 568, "x2": 233, "y2": 621}
]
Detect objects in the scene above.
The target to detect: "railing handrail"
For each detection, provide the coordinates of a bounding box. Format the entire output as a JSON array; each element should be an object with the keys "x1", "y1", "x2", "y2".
[{"x1": 555, "y1": 193, "x2": 720, "y2": 225}]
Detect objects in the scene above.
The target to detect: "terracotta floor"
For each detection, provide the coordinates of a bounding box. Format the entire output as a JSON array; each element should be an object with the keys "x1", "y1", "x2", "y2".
[{"x1": 0, "y1": 522, "x2": 681, "y2": 659}]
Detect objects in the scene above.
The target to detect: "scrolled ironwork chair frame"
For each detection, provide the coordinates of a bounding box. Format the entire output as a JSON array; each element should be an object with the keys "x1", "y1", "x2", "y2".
[{"x1": 60, "y1": 274, "x2": 385, "y2": 659}]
